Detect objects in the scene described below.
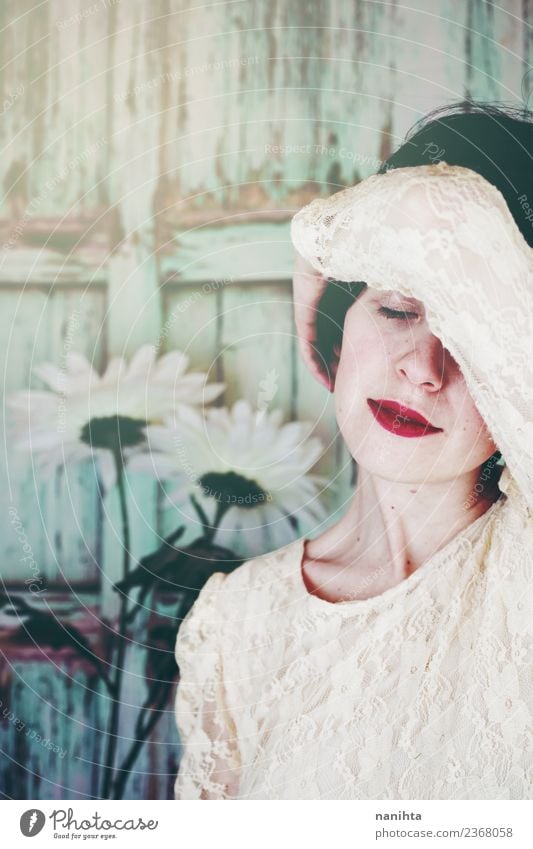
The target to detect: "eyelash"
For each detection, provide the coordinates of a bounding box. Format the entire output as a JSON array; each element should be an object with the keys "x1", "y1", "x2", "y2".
[{"x1": 378, "y1": 306, "x2": 420, "y2": 322}]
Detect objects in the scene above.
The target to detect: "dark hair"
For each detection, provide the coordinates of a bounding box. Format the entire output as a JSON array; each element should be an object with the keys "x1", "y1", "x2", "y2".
[
  {"x1": 378, "y1": 100, "x2": 533, "y2": 241},
  {"x1": 313, "y1": 100, "x2": 533, "y2": 385}
]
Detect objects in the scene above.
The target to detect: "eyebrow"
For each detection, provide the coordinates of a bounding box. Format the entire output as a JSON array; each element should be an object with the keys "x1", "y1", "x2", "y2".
[{"x1": 368, "y1": 290, "x2": 422, "y2": 306}]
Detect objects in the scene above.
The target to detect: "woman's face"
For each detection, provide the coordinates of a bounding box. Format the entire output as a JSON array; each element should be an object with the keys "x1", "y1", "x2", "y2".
[{"x1": 334, "y1": 286, "x2": 497, "y2": 482}]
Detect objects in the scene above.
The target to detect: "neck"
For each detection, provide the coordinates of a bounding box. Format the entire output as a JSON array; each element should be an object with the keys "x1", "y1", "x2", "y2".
[
  {"x1": 350, "y1": 464, "x2": 501, "y2": 580},
  {"x1": 306, "y1": 461, "x2": 502, "y2": 596}
]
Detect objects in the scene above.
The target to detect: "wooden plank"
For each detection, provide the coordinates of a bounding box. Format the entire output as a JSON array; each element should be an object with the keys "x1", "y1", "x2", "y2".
[
  {"x1": 0, "y1": 0, "x2": 110, "y2": 232},
  {"x1": 100, "y1": 0, "x2": 166, "y2": 611},
  {"x1": 100, "y1": 473, "x2": 160, "y2": 620},
  {"x1": 104, "y1": 0, "x2": 166, "y2": 355},
  {"x1": 158, "y1": 281, "x2": 220, "y2": 547},
  {"x1": 161, "y1": 221, "x2": 294, "y2": 283},
  {"x1": 219, "y1": 281, "x2": 294, "y2": 409},
  {"x1": 0, "y1": 247, "x2": 107, "y2": 286},
  {"x1": 1, "y1": 287, "x2": 106, "y2": 585},
  {"x1": 158, "y1": 277, "x2": 219, "y2": 538},
  {"x1": 0, "y1": 587, "x2": 174, "y2": 799},
  {"x1": 478, "y1": 0, "x2": 527, "y2": 101},
  {"x1": 215, "y1": 280, "x2": 302, "y2": 556},
  {"x1": 161, "y1": 280, "x2": 220, "y2": 374},
  {"x1": 0, "y1": 0, "x2": 530, "y2": 245},
  {"x1": 464, "y1": 0, "x2": 502, "y2": 101},
  {"x1": 0, "y1": 658, "x2": 104, "y2": 799}
]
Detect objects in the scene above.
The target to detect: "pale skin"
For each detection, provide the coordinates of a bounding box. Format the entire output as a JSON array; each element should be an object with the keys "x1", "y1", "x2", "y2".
[{"x1": 294, "y1": 252, "x2": 502, "y2": 603}]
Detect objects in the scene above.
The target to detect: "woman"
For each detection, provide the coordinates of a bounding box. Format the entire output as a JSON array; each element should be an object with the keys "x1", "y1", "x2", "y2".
[{"x1": 173, "y1": 102, "x2": 533, "y2": 799}]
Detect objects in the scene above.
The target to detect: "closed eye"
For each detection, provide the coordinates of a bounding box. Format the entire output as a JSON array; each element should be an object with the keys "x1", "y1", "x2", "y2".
[{"x1": 378, "y1": 306, "x2": 420, "y2": 322}]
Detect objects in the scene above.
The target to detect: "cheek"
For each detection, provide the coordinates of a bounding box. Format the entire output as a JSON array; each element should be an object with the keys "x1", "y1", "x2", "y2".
[
  {"x1": 451, "y1": 388, "x2": 497, "y2": 457},
  {"x1": 334, "y1": 316, "x2": 386, "y2": 409},
  {"x1": 333, "y1": 336, "x2": 382, "y2": 443},
  {"x1": 337, "y1": 309, "x2": 380, "y2": 378}
]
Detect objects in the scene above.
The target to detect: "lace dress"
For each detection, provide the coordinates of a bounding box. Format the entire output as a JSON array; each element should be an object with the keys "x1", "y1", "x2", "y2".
[{"x1": 173, "y1": 164, "x2": 533, "y2": 800}]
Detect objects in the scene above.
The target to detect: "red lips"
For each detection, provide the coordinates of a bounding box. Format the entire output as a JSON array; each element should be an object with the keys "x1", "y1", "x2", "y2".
[{"x1": 367, "y1": 399, "x2": 443, "y2": 438}]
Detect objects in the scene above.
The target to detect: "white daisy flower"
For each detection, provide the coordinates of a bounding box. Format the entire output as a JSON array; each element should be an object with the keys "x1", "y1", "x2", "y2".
[
  {"x1": 130, "y1": 399, "x2": 330, "y2": 555},
  {"x1": 6, "y1": 346, "x2": 225, "y2": 493}
]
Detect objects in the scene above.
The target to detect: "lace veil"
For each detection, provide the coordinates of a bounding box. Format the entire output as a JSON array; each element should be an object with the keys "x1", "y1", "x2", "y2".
[{"x1": 291, "y1": 162, "x2": 533, "y2": 514}]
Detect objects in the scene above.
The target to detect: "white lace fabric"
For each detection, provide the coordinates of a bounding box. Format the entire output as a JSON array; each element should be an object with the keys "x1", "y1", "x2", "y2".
[
  {"x1": 174, "y1": 163, "x2": 533, "y2": 800},
  {"x1": 291, "y1": 163, "x2": 533, "y2": 512}
]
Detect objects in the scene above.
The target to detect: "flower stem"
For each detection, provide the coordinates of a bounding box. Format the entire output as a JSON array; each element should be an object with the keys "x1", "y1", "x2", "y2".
[
  {"x1": 101, "y1": 454, "x2": 131, "y2": 799},
  {"x1": 190, "y1": 494, "x2": 232, "y2": 542},
  {"x1": 205, "y1": 498, "x2": 232, "y2": 543},
  {"x1": 189, "y1": 494, "x2": 211, "y2": 535},
  {"x1": 110, "y1": 674, "x2": 175, "y2": 799}
]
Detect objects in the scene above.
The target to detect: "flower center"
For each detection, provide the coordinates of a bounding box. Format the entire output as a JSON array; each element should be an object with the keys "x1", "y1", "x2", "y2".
[
  {"x1": 197, "y1": 471, "x2": 267, "y2": 508},
  {"x1": 80, "y1": 415, "x2": 147, "y2": 452}
]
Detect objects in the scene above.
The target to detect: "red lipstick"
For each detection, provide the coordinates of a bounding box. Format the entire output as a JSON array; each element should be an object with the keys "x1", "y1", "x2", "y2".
[{"x1": 367, "y1": 399, "x2": 443, "y2": 438}]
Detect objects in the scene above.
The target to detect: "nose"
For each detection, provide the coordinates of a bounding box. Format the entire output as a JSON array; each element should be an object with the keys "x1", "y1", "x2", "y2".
[{"x1": 395, "y1": 332, "x2": 446, "y2": 391}]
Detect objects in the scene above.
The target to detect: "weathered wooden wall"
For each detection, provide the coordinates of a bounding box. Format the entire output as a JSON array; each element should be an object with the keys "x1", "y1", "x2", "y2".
[{"x1": 0, "y1": 0, "x2": 531, "y2": 799}]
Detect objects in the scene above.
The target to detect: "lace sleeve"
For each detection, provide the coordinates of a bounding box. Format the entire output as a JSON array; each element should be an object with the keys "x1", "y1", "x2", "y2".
[
  {"x1": 174, "y1": 572, "x2": 241, "y2": 800},
  {"x1": 291, "y1": 163, "x2": 533, "y2": 511}
]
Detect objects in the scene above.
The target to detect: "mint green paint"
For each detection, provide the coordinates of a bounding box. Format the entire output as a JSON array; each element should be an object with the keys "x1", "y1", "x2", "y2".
[{"x1": 0, "y1": 0, "x2": 531, "y2": 800}]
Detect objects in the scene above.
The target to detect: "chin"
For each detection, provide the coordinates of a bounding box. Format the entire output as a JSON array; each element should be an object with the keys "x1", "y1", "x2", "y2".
[
  {"x1": 347, "y1": 435, "x2": 458, "y2": 484},
  {"x1": 357, "y1": 461, "x2": 437, "y2": 485}
]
